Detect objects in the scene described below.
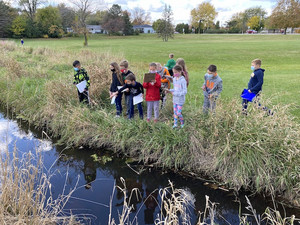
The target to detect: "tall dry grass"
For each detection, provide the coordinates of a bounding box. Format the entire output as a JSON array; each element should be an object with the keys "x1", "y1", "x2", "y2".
[
  {"x1": 109, "y1": 179, "x2": 299, "y2": 225},
  {"x1": 0, "y1": 147, "x2": 83, "y2": 224},
  {"x1": 0, "y1": 41, "x2": 300, "y2": 207}
]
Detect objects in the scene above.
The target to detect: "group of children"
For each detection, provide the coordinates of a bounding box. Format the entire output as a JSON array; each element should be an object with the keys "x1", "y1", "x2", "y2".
[
  {"x1": 72, "y1": 55, "x2": 266, "y2": 128},
  {"x1": 109, "y1": 57, "x2": 188, "y2": 128}
]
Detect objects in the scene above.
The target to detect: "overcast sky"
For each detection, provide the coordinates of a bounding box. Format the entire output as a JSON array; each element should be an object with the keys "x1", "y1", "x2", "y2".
[{"x1": 48, "y1": 0, "x2": 277, "y2": 25}]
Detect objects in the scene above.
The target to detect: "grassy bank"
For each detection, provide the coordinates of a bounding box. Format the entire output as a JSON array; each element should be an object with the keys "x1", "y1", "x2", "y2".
[{"x1": 1, "y1": 38, "x2": 300, "y2": 208}]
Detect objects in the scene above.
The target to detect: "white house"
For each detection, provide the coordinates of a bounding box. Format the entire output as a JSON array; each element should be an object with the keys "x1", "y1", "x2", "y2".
[
  {"x1": 133, "y1": 25, "x2": 155, "y2": 34},
  {"x1": 67, "y1": 25, "x2": 107, "y2": 34}
]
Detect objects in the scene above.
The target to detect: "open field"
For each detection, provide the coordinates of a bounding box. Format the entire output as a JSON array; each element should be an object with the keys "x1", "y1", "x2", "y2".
[
  {"x1": 21, "y1": 34, "x2": 300, "y2": 118},
  {"x1": 1, "y1": 34, "x2": 300, "y2": 207}
]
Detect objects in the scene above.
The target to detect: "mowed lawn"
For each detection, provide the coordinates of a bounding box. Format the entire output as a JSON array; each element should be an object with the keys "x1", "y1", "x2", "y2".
[{"x1": 20, "y1": 34, "x2": 300, "y2": 118}]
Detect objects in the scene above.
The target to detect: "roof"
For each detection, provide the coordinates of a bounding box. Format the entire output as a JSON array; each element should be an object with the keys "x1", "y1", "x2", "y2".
[
  {"x1": 133, "y1": 25, "x2": 153, "y2": 29},
  {"x1": 86, "y1": 25, "x2": 102, "y2": 30}
]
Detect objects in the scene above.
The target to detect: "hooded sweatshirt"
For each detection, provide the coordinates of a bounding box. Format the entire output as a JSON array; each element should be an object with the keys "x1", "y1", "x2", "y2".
[
  {"x1": 170, "y1": 76, "x2": 187, "y2": 105},
  {"x1": 203, "y1": 74, "x2": 223, "y2": 98},
  {"x1": 248, "y1": 68, "x2": 265, "y2": 94}
]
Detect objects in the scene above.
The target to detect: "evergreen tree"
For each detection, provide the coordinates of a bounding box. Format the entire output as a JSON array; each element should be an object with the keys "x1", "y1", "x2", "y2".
[{"x1": 122, "y1": 11, "x2": 133, "y2": 35}]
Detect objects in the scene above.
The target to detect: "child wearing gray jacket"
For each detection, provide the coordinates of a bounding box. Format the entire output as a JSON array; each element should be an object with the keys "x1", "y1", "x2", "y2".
[
  {"x1": 202, "y1": 65, "x2": 223, "y2": 114},
  {"x1": 166, "y1": 65, "x2": 187, "y2": 128}
]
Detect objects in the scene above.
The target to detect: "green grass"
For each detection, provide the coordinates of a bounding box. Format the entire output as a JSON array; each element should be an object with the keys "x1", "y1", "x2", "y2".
[
  {"x1": 1, "y1": 35, "x2": 300, "y2": 207},
  {"x1": 20, "y1": 34, "x2": 300, "y2": 118}
]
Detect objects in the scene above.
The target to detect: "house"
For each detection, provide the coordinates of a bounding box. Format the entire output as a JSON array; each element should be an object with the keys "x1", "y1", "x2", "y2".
[
  {"x1": 66, "y1": 25, "x2": 107, "y2": 34},
  {"x1": 133, "y1": 25, "x2": 155, "y2": 34}
]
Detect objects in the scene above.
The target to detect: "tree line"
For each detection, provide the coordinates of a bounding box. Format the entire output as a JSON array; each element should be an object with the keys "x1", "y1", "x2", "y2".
[{"x1": 1, "y1": 0, "x2": 299, "y2": 40}]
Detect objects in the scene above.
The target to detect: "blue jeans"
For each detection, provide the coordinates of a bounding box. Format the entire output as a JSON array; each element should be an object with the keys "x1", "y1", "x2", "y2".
[
  {"x1": 128, "y1": 95, "x2": 143, "y2": 119},
  {"x1": 115, "y1": 93, "x2": 123, "y2": 116}
]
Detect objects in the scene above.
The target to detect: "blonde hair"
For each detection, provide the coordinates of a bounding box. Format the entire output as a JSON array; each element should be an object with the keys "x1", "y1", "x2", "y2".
[
  {"x1": 110, "y1": 62, "x2": 124, "y2": 85},
  {"x1": 252, "y1": 59, "x2": 261, "y2": 66},
  {"x1": 120, "y1": 60, "x2": 129, "y2": 68},
  {"x1": 176, "y1": 58, "x2": 187, "y2": 72}
]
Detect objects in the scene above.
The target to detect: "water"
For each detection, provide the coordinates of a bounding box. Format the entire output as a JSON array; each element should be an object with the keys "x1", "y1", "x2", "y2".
[{"x1": 0, "y1": 107, "x2": 299, "y2": 225}]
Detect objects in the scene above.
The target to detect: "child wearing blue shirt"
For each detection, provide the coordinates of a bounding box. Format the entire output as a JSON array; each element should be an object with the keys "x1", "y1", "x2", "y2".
[{"x1": 242, "y1": 59, "x2": 264, "y2": 112}]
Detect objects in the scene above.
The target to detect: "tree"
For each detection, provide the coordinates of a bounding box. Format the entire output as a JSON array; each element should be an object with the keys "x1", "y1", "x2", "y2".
[
  {"x1": 58, "y1": 3, "x2": 76, "y2": 31},
  {"x1": 11, "y1": 15, "x2": 27, "y2": 37},
  {"x1": 36, "y1": 6, "x2": 62, "y2": 35},
  {"x1": 215, "y1": 21, "x2": 220, "y2": 29},
  {"x1": 87, "y1": 10, "x2": 106, "y2": 25},
  {"x1": 102, "y1": 4, "x2": 124, "y2": 35},
  {"x1": 18, "y1": 0, "x2": 41, "y2": 21},
  {"x1": 131, "y1": 7, "x2": 151, "y2": 25},
  {"x1": 175, "y1": 23, "x2": 190, "y2": 33},
  {"x1": 156, "y1": 4, "x2": 174, "y2": 42},
  {"x1": 122, "y1": 11, "x2": 133, "y2": 35},
  {"x1": 247, "y1": 16, "x2": 261, "y2": 31},
  {"x1": 190, "y1": 2, "x2": 218, "y2": 32},
  {"x1": 48, "y1": 25, "x2": 64, "y2": 38},
  {"x1": 70, "y1": 0, "x2": 96, "y2": 46},
  {"x1": 0, "y1": 1, "x2": 18, "y2": 38},
  {"x1": 152, "y1": 19, "x2": 163, "y2": 32},
  {"x1": 269, "y1": 0, "x2": 300, "y2": 33}
]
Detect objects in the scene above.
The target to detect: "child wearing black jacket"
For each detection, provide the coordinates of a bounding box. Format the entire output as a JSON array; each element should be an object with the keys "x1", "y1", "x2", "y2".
[
  {"x1": 112, "y1": 73, "x2": 144, "y2": 119},
  {"x1": 110, "y1": 62, "x2": 124, "y2": 117}
]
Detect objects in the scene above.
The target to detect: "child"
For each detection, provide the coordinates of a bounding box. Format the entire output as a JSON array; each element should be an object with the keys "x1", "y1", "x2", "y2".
[
  {"x1": 156, "y1": 63, "x2": 171, "y2": 108},
  {"x1": 202, "y1": 65, "x2": 223, "y2": 114},
  {"x1": 21, "y1": 39, "x2": 24, "y2": 46},
  {"x1": 73, "y1": 60, "x2": 90, "y2": 104},
  {"x1": 143, "y1": 63, "x2": 161, "y2": 122},
  {"x1": 120, "y1": 60, "x2": 134, "y2": 116},
  {"x1": 242, "y1": 59, "x2": 270, "y2": 115},
  {"x1": 176, "y1": 58, "x2": 189, "y2": 87},
  {"x1": 165, "y1": 53, "x2": 176, "y2": 76},
  {"x1": 166, "y1": 65, "x2": 187, "y2": 128},
  {"x1": 113, "y1": 74, "x2": 144, "y2": 119},
  {"x1": 109, "y1": 62, "x2": 124, "y2": 117}
]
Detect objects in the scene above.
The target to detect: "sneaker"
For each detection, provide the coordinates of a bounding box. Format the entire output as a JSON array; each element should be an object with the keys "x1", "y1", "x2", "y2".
[
  {"x1": 154, "y1": 119, "x2": 158, "y2": 123},
  {"x1": 147, "y1": 119, "x2": 150, "y2": 122},
  {"x1": 180, "y1": 124, "x2": 184, "y2": 128},
  {"x1": 115, "y1": 115, "x2": 120, "y2": 118},
  {"x1": 172, "y1": 125, "x2": 178, "y2": 129}
]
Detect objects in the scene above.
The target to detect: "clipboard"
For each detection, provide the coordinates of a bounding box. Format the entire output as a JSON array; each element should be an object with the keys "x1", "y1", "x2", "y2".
[{"x1": 143, "y1": 73, "x2": 156, "y2": 83}]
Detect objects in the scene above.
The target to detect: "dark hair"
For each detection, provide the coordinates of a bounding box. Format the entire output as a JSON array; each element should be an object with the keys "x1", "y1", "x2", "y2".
[
  {"x1": 73, "y1": 60, "x2": 80, "y2": 67},
  {"x1": 208, "y1": 64, "x2": 217, "y2": 73},
  {"x1": 149, "y1": 62, "x2": 157, "y2": 68},
  {"x1": 125, "y1": 73, "x2": 136, "y2": 81},
  {"x1": 173, "y1": 65, "x2": 183, "y2": 72}
]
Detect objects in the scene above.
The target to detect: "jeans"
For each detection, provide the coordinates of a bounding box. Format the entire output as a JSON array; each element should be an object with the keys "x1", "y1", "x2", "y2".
[
  {"x1": 128, "y1": 95, "x2": 143, "y2": 119},
  {"x1": 203, "y1": 96, "x2": 216, "y2": 114},
  {"x1": 125, "y1": 94, "x2": 131, "y2": 116},
  {"x1": 115, "y1": 93, "x2": 123, "y2": 116}
]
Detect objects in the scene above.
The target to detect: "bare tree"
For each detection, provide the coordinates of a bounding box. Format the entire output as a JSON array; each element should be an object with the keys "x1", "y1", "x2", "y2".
[
  {"x1": 131, "y1": 7, "x2": 151, "y2": 25},
  {"x1": 19, "y1": 0, "x2": 43, "y2": 20},
  {"x1": 70, "y1": 0, "x2": 104, "y2": 46}
]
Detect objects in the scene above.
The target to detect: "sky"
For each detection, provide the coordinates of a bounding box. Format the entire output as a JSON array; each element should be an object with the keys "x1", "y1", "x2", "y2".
[{"x1": 46, "y1": 0, "x2": 277, "y2": 26}]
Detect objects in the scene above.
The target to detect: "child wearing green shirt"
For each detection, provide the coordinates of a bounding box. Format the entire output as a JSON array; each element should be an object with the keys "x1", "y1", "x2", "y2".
[{"x1": 165, "y1": 53, "x2": 176, "y2": 76}]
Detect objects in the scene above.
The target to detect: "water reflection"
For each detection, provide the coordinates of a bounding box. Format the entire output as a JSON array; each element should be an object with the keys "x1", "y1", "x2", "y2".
[{"x1": 1, "y1": 107, "x2": 299, "y2": 225}]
